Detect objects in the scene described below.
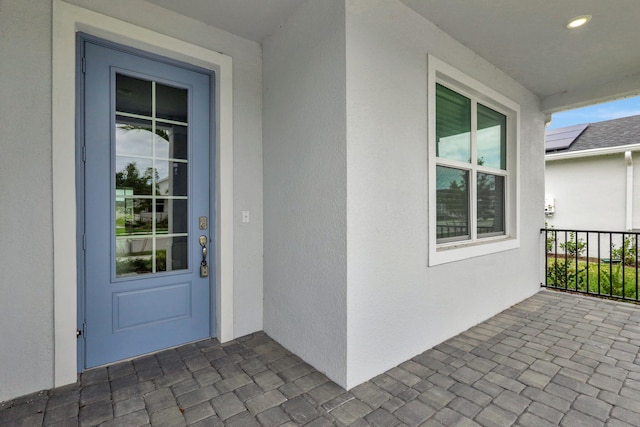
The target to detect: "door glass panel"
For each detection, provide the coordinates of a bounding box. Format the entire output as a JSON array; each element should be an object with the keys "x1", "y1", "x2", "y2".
[
  {"x1": 116, "y1": 117, "x2": 154, "y2": 157},
  {"x1": 115, "y1": 237, "x2": 154, "y2": 276},
  {"x1": 115, "y1": 73, "x2": 189, "y2": 277},
  {"x1": 115, "y1": 158, "x2": 154, "y2": 195},
  {"x1": 155, "y1": 199, "x2": 188, "y2": 234},
  {"x1": 157, "y1": 236, "x2": 188, "y2": 272},
  {"x1": 115, "y1": 197, "x2": 153, "y2": 235},
  {"x1": 116, "y1": 74, "x2": 152, "y2": 116},
  {"x1": 156, "y1": 83, "x2": 188, "y2": 122},
  {"x1": 155, "y1": 124, "x2": 188, "y2": 160},
  {"x1": 155, "y1": 161, "x2": 188, "y2": 196}
]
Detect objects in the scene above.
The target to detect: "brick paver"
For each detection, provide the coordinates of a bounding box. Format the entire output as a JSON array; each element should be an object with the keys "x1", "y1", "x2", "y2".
[{"x1": 2, "y1": 290, "x2": 640, "y2": 426}]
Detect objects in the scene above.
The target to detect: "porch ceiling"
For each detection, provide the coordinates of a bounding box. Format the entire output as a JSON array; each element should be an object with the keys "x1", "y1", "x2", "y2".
[
  {"x1": 400, "y1": 0, "x2": 640, "y2": 112},
  {"x1": 144, "y1": 0, "x2": 640, "y2": 112},
  {"x1": 144, "y1": 0, "x2": 307, "y2": 43}
]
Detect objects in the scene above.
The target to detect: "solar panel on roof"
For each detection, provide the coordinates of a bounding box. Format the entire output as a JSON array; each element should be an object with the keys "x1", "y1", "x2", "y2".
[{"x1": 545, "y1": 123, "x2": 589, "y2": 152}]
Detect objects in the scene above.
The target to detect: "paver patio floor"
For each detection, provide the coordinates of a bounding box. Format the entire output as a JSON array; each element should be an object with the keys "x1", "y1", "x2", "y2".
[{"x1": 2, "y1": 289, "x2": 640, "y2": 426}]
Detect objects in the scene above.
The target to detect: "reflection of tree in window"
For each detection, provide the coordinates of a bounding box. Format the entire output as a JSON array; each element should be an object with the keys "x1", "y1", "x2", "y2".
[
  {"x1": 439, "y1": 180, "x2": 467, "y2": 222},
  {"x1": 477, "y1": 173, "x2": 504, "y2": 235},
  {"x1": 436, "y1": 166, "x2": 469, "y2": 239},
  {"x1": 115, "y1": 161, "x2": 159, "y2": 195},
  {"x1": 477, "y1": 174, "x2": 494, "y2": 220}
]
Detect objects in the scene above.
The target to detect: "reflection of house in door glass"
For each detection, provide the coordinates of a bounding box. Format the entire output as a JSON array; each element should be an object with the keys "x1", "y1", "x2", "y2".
[{"x1": 113, "y1": 74, "x2": 190, "y2": 276}]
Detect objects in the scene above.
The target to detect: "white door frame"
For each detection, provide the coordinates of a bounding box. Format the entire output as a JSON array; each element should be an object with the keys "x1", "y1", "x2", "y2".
[{"x1": 53, "y1": 0, "x2": 234, "y2": 387}]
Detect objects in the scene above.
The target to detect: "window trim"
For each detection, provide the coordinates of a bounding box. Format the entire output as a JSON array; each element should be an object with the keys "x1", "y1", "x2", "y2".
[{"x1": 428, "y1": 55, "x2": 520, "y2": 266}]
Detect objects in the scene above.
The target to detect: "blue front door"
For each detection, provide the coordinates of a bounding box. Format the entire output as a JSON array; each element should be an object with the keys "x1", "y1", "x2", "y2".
[{"x1": 81, "y1": 38, "x2": 213, "y2": 368}]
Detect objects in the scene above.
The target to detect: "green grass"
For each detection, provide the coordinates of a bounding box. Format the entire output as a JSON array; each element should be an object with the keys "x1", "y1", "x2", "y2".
[
  {"x1": 546, "y1": 257, "x2": 640, "y2": 300},
  {"x1": 116, "y1": 217, "x2": 126, "y2": 235}
]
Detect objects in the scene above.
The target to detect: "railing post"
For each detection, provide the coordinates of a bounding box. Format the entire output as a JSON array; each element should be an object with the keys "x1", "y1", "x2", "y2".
[
  {"x1": 633, "y1": 234, "x2": 638, "y2": 301},
  {"x1": 622, "y1": 232, "x2": 626, "y2": 299},
  {"x1": 609, "y1": 233, "x2": 613, "y2": 297}
]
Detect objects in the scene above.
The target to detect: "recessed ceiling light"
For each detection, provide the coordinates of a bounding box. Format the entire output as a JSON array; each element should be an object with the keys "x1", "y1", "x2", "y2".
[{"x1": 566, "y1": 15, "x2": 592, "y2": 29}]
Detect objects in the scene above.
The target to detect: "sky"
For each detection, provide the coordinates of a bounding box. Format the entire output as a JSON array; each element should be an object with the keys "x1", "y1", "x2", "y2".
[{"x1": 547, "y1": 96, "x2": 640, "y2": 130}]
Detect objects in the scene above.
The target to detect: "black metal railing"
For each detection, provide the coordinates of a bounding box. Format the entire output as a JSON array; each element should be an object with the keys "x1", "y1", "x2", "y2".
[{"x1": 542, "y1": 228, "x2": 640, "y2": 302}]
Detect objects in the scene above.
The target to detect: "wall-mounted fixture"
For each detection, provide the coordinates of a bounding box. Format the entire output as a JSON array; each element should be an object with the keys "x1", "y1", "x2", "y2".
[{"x1": 545, "y1": 196, "x2": 555, "y2": 216}]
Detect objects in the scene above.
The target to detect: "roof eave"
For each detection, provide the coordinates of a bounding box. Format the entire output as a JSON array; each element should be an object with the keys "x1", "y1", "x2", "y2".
[{"x1": 545, "y1": 143, "x2": 640, "y2": 162}]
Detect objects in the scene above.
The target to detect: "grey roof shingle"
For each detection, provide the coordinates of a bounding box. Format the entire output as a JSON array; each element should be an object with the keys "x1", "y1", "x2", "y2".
[{"x1": 545, "y1": 114, "x2": 640, "y2": 153}]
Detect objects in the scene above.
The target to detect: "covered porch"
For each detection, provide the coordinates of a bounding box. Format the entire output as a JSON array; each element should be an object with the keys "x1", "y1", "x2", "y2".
[
  {"x1": 2, "y1": 290, "x2": 639, "y2": 426},
  {"x1": 3, "y1": 0, "x2": 640, "y2": 413}
]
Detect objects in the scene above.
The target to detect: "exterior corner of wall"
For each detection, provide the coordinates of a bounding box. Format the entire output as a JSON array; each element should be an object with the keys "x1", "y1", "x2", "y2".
[{"x1": 262, "y1": 0, "x2": 348, "y2": 386}]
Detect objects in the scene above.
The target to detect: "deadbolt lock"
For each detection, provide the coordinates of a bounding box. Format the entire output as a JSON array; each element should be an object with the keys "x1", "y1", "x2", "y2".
[{"x1": 199, "y1": 216, "x2": 208, "y2": 230}]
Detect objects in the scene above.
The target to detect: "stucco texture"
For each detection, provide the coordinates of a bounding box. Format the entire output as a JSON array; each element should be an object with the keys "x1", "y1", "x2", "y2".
[
  {"x1": 0, "y1": 0, "x2": 55, "y2": 401},
  {"x1": 263, "y1": 0, "x2": 349, "y2": 387},
  {"x1": 263, "y1": 0, "x2": 545, "y2": 390},
  {"x1": 546, "y1": 155, "x2": 631, "y2": 230},
  {"x1": 344, "y1": 0, "x2": 545, "y2": 388}
]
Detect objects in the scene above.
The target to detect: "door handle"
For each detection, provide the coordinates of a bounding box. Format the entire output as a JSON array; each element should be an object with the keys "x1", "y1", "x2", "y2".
[{"x1": 199, "y1": 235, "x2": 208, "y2": 277}]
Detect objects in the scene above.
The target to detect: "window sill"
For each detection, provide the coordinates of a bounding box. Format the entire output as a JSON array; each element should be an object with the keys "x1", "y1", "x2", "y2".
[{"x1": 429, "y1": 236, "x2": 519, "y2": 266}]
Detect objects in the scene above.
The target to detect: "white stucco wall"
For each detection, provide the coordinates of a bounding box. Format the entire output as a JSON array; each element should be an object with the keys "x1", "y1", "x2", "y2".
[
  {"x1": 263, "y1": 0, "x2": 545, "y2": 390},
  {"x1": 263, "y1": 0, "x2": 349, "y2": 386},
  {"x1": 344, "y1": 0, "x2": 545, "y2": 388},
  {"x1": 0, "y1": 0, "x2": 55, "y2": 401},
  {"x1": 545, "y1": 154, "x2": 631, "y2": 231},
  {"x1": 0, "y1": 0, "x2": 264, "y2": 402}
]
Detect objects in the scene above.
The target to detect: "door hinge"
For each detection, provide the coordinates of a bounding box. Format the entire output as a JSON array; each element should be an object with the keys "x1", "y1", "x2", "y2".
[
  {"x1": 83, "y1": 234, "x2": 86, "y2": 251},
  {"x1": 82, "y1": 145, "x2": 86, "y2": 162},
  {"x1": 82, "y1": 57, "x2": 86, "y2": 74},
  {"x1": 77, "y1": 323, "x2": 86, "y2": 338}
]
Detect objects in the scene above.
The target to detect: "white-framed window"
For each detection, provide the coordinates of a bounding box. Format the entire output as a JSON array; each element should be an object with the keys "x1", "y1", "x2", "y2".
[{"x1": 428, "y1": 56, "x2": 520, "y2": 266}]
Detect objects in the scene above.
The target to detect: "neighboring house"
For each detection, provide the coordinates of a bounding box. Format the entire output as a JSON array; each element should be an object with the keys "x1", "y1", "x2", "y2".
[
  {"x1": 1, "y1": 0, "x2": 639, "y2": 403},
  {"x1": 545, "y1": 115, "x2": 640, "y2": 231}
]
